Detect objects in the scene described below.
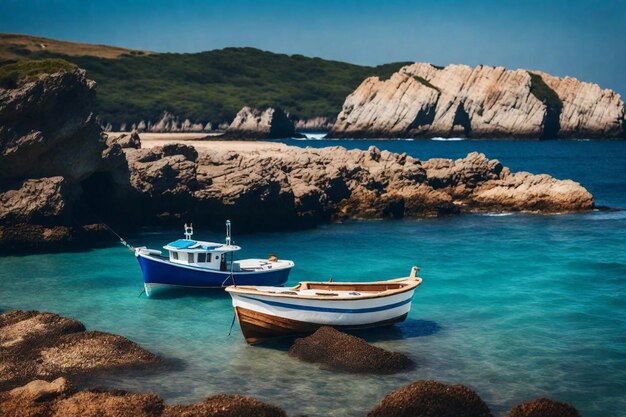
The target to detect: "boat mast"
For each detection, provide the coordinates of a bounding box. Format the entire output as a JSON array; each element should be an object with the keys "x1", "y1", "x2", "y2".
[
  {"x1": 184, "y1": 223, "x2": 194, "y2": 240},
  {"x1": 225, "y1": 220, "x2": 232, "y2": 246}
]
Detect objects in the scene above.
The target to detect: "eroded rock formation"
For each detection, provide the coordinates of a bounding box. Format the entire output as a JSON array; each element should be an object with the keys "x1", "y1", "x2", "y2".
[
  {"x1": 329, "y1": 63, "x2": 625, "y2": 139},
  {"x1": 288, "y1": 326, "x2": 413, "y2": 373},
  {"x1": 223, "y1": 106, "x2": 304, "y2": 139},
  {"x1": 0, "y1": 310, "x2": 158, "y2": 391}
]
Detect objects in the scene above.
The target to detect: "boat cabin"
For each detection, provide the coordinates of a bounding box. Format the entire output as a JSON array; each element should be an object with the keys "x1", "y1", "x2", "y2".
[{"x1": 163, "y1": 239, "x2": 241, "y2": 270}]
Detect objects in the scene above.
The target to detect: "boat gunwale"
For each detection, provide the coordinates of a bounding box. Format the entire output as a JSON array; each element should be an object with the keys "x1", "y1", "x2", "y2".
[{"x1": 226, "y1": 276, "x2": 422, "y2": 301}]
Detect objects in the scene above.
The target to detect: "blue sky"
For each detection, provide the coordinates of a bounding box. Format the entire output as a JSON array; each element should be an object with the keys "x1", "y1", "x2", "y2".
[{"x1": 1, "y1": 0, "x2": 625, "y2": 95}]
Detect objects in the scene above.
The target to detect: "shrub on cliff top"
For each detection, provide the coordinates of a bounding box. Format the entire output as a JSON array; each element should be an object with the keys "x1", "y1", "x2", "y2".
[
  {"x1": 0, "y1": 58, "x2": 76, "y2": 88},
  {"x1": 413, "y1": 75, "x2": 441, "y2": 92}
]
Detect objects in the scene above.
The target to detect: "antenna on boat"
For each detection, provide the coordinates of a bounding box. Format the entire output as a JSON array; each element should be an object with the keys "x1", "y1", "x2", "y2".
[
  {"x1": 184, "y1": 223, "x2": 194, "y2": 240},
  {"x1": 225, "y1": 220, "x2": 232, "y2": 246}
]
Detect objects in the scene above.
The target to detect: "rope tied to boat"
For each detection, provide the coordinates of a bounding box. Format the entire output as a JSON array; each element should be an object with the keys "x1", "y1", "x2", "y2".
[
  {"x1": 104, "y1": 223, "x2": 134, "y2": 252},
  {"x1": 88, "y1": 209, "x2": 135, "y2": 252}
]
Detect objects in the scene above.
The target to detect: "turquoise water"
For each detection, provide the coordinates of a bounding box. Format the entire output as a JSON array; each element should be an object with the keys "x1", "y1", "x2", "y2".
[{"x1": 1, "y1": 140, "x2": 626, "y2": 417}]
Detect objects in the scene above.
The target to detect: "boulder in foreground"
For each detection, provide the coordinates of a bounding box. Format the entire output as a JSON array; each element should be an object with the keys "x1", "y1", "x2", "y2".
[
  {"x1": 368, "y1": 380, "x2": 493, "y2": 417},
  {"x1": 288, "y1": 326, "x2": 414, "y2": 373},
  {"x1": 506, "y1": 397, "x2": 581, "y2": 417},
  {"x1": 0, "y1": 310, "x2": 158, "y2": 390}
]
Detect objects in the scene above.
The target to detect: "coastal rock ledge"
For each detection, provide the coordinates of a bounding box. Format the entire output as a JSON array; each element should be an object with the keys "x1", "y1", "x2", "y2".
[
  {"x1": 329, "y1": 63, "x2": 625, "y2": 139},
  {"x1": 86, "y1": 143, "x2": 594, "y2": 236}
]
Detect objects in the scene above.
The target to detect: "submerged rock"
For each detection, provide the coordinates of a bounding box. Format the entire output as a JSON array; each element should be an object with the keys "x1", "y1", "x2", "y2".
[
  {"x1": 0, "y1": 310, "x2": 158, "y2": 390},
  {"x1": 288, "y1": 326, "x2": 414, "y2": 373},
  {"x1": 223, "y1": 106, "x2": 305, "y2": 139},
  {"x1": 329, "y1": 63, "x2": 625, "y2": 139},
  {"x1": 506, "y1": 397, "x2": 580, "y2": 417},
  {"x1": 368, "y1": 380, "x2": 493, "y2": 417}
]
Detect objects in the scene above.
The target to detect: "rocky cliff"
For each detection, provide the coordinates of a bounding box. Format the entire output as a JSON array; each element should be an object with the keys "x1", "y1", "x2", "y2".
[{"x1": 328, "y1": 63, "x2": 625, "y2": 139}]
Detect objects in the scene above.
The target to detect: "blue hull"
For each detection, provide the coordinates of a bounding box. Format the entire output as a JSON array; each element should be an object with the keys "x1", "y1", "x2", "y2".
[{"x1": 136, "y1": 254, "x2": 291, "y2": 288}]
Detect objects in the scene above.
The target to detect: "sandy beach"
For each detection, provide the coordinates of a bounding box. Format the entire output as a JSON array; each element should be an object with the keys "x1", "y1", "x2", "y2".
[{"x1": 108, "y1": 132, "x2": 291, "y2": 153}]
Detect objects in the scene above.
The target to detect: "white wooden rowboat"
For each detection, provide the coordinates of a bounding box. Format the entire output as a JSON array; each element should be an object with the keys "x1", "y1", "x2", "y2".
[{"x1": 225, "y1": 266, "x2": 422, "y2": 344}]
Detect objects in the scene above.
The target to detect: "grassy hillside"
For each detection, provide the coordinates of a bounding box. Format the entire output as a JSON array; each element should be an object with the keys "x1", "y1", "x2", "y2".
[
  {"x1": 0, "y1": 34, "x2": 410, "y2": 127},
  {"x1": 0, "y1": 33, "x2": 151, "y2": 60}
]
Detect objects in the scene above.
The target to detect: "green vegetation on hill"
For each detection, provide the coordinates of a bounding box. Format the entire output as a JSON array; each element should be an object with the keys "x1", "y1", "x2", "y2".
[
  {"x1": 0, "y1": 35, "x2": 411, "y2": 127},
  {"x1": 0, "y1": 58, "x2": 76, "y2": 89},
  {"x1": 412, "y1": 75, "x2": 440, "y2": 92}
]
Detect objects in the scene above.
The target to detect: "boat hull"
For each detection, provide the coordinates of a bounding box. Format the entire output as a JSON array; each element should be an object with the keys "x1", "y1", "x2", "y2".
[
  {"x1": 229, "y1": 288, "x2": 416, "y2": 344},
  {"x1": 136, "y1": 253, "x2": 292, "y2": 293},
  {"x1": 234, "y1": 306, "x2": 408, "y2": 344}
]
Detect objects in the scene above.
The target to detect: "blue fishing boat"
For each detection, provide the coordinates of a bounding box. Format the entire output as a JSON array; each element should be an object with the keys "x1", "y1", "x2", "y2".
[{"x1": 135, "y1": 221, "x2": 294, "y2": 296}]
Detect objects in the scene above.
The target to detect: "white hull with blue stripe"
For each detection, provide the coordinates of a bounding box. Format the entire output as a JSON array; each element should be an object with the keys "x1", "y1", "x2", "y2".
[{"x1": 226, "y1": 267, "x2": 422, "y2": 344}]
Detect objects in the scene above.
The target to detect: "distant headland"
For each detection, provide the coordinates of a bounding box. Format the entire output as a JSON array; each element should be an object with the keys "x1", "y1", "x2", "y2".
[{"x1": 1, "y1": 33, "x2": 623, "y2": 139}]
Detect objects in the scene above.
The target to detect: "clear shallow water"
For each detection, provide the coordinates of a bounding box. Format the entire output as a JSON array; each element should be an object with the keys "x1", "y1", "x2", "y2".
[{"x1": 1, "y1": 140, "x2": 626, "y2": 417}]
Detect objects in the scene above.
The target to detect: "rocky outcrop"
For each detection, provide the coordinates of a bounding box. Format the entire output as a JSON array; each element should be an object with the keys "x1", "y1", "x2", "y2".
[
  {"x1": 288, "y1": 327, "x2": 413, "y2": 373},
  {"x1": 87, "y1": 145, "x2": 593, "y2": 234},
  {"x1": 329, "y1": 63, "x2": 625, "y2": 139},
  {"x1": 420, "y1": 152, "x2": 594, "y2": 212},
  {"x1": 507, "y1": 398, "x2": 581, "y2": 417},
  {"x1": 0, "y1": 68, "x2": 109, "y2": 182},
  {"x1": 223, "y1": 106, "x2": 305, "y2": 139},
  {"x1": 1, "y1": 379, "x2": 286, "y2": 417},
  {"x1": 0, "y1": 68, "x2": 124, "y2": 253},
  {"x1": 0, "y1": 176, "x2": 112, "y2": 252},
  {"x1": 368, "y1": 380, "x2": 493, "y2": 417},
  {"x1": 0, "y1": 310, "x2": 158, "y2": 391}
]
